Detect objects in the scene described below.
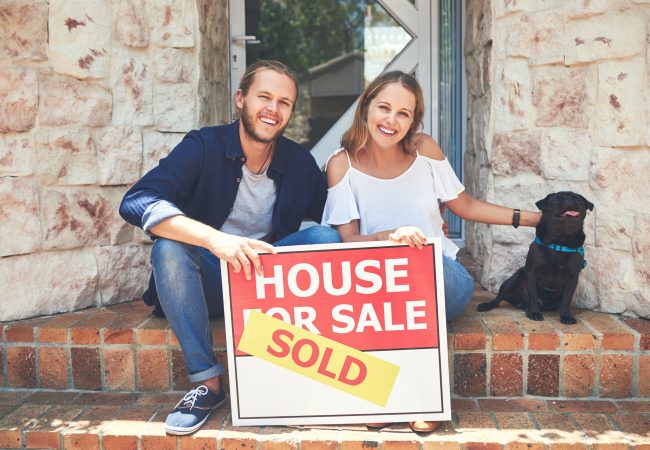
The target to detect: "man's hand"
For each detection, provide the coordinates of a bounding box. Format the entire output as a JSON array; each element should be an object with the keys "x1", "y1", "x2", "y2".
[
  {"x1": 206, "y1": 233, "x2": 276, "y2": 280},
  {"x1": 388, "y1": 225, "x2": 427, "y2": 249}
]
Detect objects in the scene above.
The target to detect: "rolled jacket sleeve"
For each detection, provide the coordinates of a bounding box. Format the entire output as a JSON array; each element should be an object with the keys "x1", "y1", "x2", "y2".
[{"x1": 142, "y1": 200, "x2": 186, "y2": 234}]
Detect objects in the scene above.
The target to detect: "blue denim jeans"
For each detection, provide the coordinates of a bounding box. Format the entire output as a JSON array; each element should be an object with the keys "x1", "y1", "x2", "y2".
[
  {"x1": 150, "y1": 225, "x2": 342, "y2": 383},
  {"x1": 442, "y1": 255, "x2": 474, "y2": 322}
]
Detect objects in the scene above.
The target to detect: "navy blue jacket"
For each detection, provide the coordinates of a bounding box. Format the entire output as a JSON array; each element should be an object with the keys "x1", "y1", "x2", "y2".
[{"x1": 119, "y1": 121, "x2": 328, "y2": 313}]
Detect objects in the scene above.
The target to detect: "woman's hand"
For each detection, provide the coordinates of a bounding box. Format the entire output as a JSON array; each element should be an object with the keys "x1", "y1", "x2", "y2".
[{"x1": 388, "y1": 226, "x2": 427, "y2": 249}]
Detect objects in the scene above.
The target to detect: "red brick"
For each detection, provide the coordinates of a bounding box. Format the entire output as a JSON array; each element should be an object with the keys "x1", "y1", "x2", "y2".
[
  {"x1": 478, "y1": 399, "x2": 548, "y2": 412},
  {"x1": 73, "y1": 392, "x2": 139, "y2": 406},
  {"x1": 562, "y1": 354, "x2": 595, "y2": 397},
  {"x1": 639, "y1": 355, "x2": 650, "y2": 397},
  {"x1": 562, "y1": 332, "x2": 598, "y2": 350},
  {"x1": 610, "y1": 413, "x2": 650, "y2": 435},
  {"x1": 103, "y1": 328, "x2": 134, "y2": 344},
  {"x1": 62, "y1": 405, "x2": 119, "y2": 450},
  {"x1": 453, "y1": 353, "x2": 486, "y2": 396},
  {"x1": 24, "y1": 405, "x2": 81, "y2": 449},
  {"x1": 37, "y1": 327, "x2": 68, "y2": 344},
  {"x1": 0, "y1": 348, "x2": 3, "y2": 385},
  {"x1": 102, "y1": 405, "x2": 157, "y2": 450},
  {"x1": 506, "y1": 444, "x2": 544, "y2": 450},
  {"x1": 547, "y1": 444, "x2": 589, "y2": 450},
  {"x1": 451, "y1": 398, "x2": 478, "y2": 411},
  {"x1": 0, "y1": 391, "x2": 31, "y2": 404},
  {"x1": 483, "y1": 314, "x2": 524, "y2": 350},
  {"x1": 494, "y1": 411, "x2": 535, "y2": 428},
  {"x1": 600, "y1": 354, "x2": 632, "y2": 398},
  {"x1": 454, "y1": 332, "x2": 487, "y2": 350},
  {"x1": 492, "y1": 333, "x2": 524, "y2": 350},
  {"x1": 169, "y1": 330, "x2": 180, "y2": 346},
  {"x1": 549, "y1": 400, "x2": 618, "y2": 413},
  {"x1": 25, "y1": 391, "x2": 79, "y2": 404},
  {"x1": 490, "y1": 353, "x2": 522, "y2": 396},
  {"x1": 5, "y1": 322, "x2": 35, "y2": 342},
  {"x1": 70, "y1": 347, "x2": 101, "y2": 390},
  {"x1": 571, "y1": 412, "x2": 616, "y2": 437},
  {"x1": 621, "y1": 317, "x2": 650, "y2": 349},
  {"x1": 464, "y1": 444, "x2": 501, "y2": 450},
  {"x1": 172, "y1": 348, "x2": 192, "y2": 391},
  {"x1": 0, "y1": 404, "x2": 50, "y2": 447},
  {"x1": 137, "y1": 317, "x2": 169, "y2": 345},
  {"x1": 69, "y1": 309, "x2": 118, "y2": 345},
  {"x1": 259, "y1": 426, "x2": 300, "y2": 450},
  {"x1": 527, "y1": 354, "x2": 559, "y2": 397},
  {"x1": 581, "y1": 312, "x2": 635, "y2": 350},
  {"x1": 615, "y1": 400, "x2": 650, "y2": 412},
  {"x1": 6, "y1": 346, "x2": 36, "y2": 388},
  {"x1": 38, "y1": 346, "x2": 69, "y2": 389},
  {"x1": 138, "y1": 348, "x2": 170, "y2": 390},
  {"x1": 301, "y1": 439, "x2": 339, "y2": 450},
  {"x1": 528, "y1": 332, "x2": 561, "y2": 350},
  {"x1": 104, "y1": 347, "x2": 135, "y2": 391}
]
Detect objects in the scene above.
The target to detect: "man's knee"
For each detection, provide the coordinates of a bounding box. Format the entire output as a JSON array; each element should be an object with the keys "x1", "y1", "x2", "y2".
[
  {"x1": 151, "y1": 238, "x2": 194, "y2": 272},
  {"x1": 303, "y1": 225, "x2": 341, "y2": 244}
]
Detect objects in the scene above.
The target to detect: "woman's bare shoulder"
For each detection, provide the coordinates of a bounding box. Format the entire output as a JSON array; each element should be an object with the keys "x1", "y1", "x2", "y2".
[
  {"x1": 325, "y1": 149, "x2": 351, "y2": 187},
  {"x1": 416, "y1": 134, "x2": 445, "y2": 160}
]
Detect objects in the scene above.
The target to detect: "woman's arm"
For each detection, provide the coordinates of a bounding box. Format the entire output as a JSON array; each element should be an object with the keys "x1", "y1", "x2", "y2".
[{"x1": 444, "y1": 192, "x2": 541, "y2": 227}]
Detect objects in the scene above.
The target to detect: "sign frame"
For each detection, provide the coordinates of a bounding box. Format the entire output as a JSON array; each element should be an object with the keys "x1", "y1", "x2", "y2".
[{"x1": 221, "y1": 239, "x2": 451, "y2": 426}]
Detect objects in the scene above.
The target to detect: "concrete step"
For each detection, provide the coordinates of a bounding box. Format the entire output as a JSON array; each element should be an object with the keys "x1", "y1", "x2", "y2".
[
  {"x1": 0, "y1": 389, "x2": 648, "y2": 449},
  {"x1": 1, "y1": 291, "x2": 649, "y2": 399}
]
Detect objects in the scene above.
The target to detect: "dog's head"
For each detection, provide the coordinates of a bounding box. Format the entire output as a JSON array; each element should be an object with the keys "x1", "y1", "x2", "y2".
[{"x1": 536, "y1": 191, "x2": 593, "y2": 242}]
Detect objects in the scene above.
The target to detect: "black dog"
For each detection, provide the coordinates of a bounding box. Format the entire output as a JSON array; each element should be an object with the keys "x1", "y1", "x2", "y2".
[{"x1": 477, "y1": 192, "x2": 594, "y2": 325}]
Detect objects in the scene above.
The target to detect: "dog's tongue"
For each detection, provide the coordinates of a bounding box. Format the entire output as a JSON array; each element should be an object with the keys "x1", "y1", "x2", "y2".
[{"x1": 561, "y1": 210, "x2": 580, "y2": 217}]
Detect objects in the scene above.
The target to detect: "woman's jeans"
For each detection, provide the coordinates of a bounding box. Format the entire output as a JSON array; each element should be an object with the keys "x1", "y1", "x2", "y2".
[{"x1": 151, "y1": 228, "x2": 473, "y2": 383}]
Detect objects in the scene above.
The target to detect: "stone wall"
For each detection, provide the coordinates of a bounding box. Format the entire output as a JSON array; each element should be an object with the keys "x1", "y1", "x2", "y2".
[
  {"x1": 0, "y1": 0, "x2": 229, "y2": 322},
  {"x1": 464, "y1": 0, "x2": 650, "y2": 318}
]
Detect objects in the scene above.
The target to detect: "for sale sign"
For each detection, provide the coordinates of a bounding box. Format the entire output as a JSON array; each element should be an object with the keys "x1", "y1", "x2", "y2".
[{"x1": 221, "y1": 239, "x2": 451, "y2": 425}]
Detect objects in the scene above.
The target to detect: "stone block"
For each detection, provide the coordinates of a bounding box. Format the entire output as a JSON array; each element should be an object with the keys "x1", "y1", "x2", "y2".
[
  {"x1": 0, "y1": 0, "x2": 48, "y2": 62},
  {"x1": 150, "y1": 0, "x2": 195, "y2": 48},
  {"x1": 493, "y1": 0, "x2": 565, "y2": 18},
  {"x1": 93, "y1": 127, "x2": 142, "y2": 185},
  {"x1": 35, "y1": 128, "x2": 97, "y2": 185},
  {"x1": 491, "y1": 131, "x2": 542, "y2": 177},
  {"x1": 0, "y1": 250, "x2": 98, "y2": 321},
  {"x1": 503, "y1": 9, "x2": 563, "y2": 62},
  {"x1": 112, "y1": 0, "x2": 149, "y2": 47},
  {"x1": 0, "y1": 67, "x2": 38, "y2": 132},
  {"x1": 532, "y1": 65, "x2": 596, "y2": 128},
  {"x1": 42, "y1": 187, "x2": 133, "y2": 250},
  {"x1": 95, "y1": 244, "x2": 150, "y2": 305},
  {"x1": 142, "y1": 130, "x2": 184, "y2": 175},
  {"x1": 564, "y1": 0, "x2": 621, "y2": 18},
  {"x1": 541, "y1": 128, "x2": 591, "y2": 181},
  {"x1": 493, "y1": 59, "x2": 534, "y2": 132},
  {"x1": 153, "y1": 47, "x2": 195, "y2": 83},
  {"x1": 595, "y1": 59, "x2": 645, "y2": 146},
  {"x1": 0, "y1": 178, "x2": 41, "y2": 257},
  {"x1": 111, "y1": 49, "x2": 153, "y2": 126},
  {"x1": 590, "y1": 146, "x2": 650, "y2": 212},
  {"x1": 564, "y1": 11, "x2": 646, "y2": 64},
  {"x1": 0, "y1": 133, "x2": 33, "y2": 176},
  {"x1": 481, "y1": 241, "x2": 530, "y2": 292},
  {"x1": 48, "y1": 0, "x2": 111, "y2": 79},
  {"x1": 595, "y1": 212, "x2": 634, "y2": 251},
  {"x1": 153, "y1": 82, "x2": 195, "y2": 132},
  {"x1": 39, "y1": 74, "x2": 112, "y2": 127},
  {"x1": 631, "y1": 215, "x2": 650, "y2": 318}
]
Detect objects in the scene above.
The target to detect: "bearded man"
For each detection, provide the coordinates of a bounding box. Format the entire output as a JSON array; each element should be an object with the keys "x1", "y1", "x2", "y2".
[{"x1": 119, "y1": 60, "x2": 340, "y2": 435}]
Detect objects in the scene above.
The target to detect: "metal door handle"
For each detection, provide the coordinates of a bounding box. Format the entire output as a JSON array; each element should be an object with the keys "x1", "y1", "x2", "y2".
[{"x1": 232, "y1": 35, "x2": 259, "y2": 42}]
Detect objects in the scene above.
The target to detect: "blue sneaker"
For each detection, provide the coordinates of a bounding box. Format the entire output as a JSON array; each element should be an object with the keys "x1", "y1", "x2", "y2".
[{"x1": 164, "y1": 384, "x2": 226, "y2": 435}]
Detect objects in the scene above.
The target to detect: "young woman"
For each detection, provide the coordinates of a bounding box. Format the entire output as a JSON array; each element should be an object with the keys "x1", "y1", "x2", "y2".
[{"x1": 322, "y1": 71, "x2": 541, "y2": 433}]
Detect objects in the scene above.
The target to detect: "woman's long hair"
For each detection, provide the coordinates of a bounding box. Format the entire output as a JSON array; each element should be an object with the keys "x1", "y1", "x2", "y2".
[{"x1": 341, "y1": 71, "x2": 425, "y2": 155}]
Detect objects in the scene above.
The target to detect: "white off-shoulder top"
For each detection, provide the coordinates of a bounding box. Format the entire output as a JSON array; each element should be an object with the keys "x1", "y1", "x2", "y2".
[{"x1": 322, "y1": 148, "x2": 465, "y2": 258}]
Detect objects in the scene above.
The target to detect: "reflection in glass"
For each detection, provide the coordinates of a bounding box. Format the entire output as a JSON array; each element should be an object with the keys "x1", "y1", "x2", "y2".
[{"x1": 244, "y1": 1, "x2": 412, "y2": 149}]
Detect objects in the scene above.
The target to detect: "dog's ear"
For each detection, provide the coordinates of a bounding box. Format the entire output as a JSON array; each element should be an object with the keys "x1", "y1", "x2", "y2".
[
  {"x1": 578, "y1": 195, "x2": 594, "y2": 211},
  {"x1": 535, "y1": 194, "x2": 553, "y2": 211}
]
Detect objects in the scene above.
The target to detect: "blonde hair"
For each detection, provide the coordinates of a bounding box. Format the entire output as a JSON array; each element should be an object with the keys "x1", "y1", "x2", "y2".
[
  {"x1": 234, "y1": 60, "x2": 298, "y2": 118},
  {"x1": 341, "y1": 71, "x2": 424, "y2": 155}
]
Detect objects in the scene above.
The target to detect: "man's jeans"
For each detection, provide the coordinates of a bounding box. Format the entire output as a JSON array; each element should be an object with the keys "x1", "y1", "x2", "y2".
[
  {"x1": 150, "y1": 225, "x2": 342, "y2": 383},
  {"x1": 151, "y1": 227, "x2": 473, "y2": 383}
]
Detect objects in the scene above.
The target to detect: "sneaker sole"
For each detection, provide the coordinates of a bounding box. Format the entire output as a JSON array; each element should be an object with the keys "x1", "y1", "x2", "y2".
[{"x1": 164, "y1": 398, "x2": 227, "y2": 435}]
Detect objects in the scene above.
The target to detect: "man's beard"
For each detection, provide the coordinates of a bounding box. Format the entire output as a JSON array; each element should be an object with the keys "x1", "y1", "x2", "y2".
[{"x1": 239, "y1": 102, "x2": 287, "y2": 144}]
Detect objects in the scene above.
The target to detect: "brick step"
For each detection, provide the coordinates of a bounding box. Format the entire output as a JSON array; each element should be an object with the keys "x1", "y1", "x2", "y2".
[
  {"x1": 0, "y1": 390, "x2": 648, "y2": 449},
  {"x1": 1, "y1": 289, "x2": 649, "y2": 399}
]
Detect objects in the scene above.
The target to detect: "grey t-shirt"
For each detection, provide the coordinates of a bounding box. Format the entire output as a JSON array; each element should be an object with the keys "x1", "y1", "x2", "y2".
[{"x1": 219, "y1": 165, "x2": 276, "y2": 242}]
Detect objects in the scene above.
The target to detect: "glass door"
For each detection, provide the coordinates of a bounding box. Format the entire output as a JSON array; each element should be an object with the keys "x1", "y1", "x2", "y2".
[{"x1": 229, "y1": 0, "x2": 435, "y2": 167}]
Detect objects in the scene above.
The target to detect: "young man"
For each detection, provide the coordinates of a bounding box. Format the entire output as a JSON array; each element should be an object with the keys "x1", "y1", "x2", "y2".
[{"x1": 119, "y1": 60, "x2": 340, "y2": 435}]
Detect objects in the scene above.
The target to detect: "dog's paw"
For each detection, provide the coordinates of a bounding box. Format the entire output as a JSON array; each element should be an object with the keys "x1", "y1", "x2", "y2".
[
  {"x1": 477, "y1": 302, "x2": 495, "y2": 312},
  {"x1": 526, "y1": 312, "x2": 544, "y2": 321},
  {"x1": 560, "y1": 316, "x2": 577, "y2": 325}
]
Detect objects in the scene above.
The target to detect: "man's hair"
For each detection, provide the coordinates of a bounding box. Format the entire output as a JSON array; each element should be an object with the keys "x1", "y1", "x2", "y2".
[
  {"x1": 234, "y1": 60, "x2": 299, "y2": 117},
  {"x1": 341, "y1": 71, "x2": 424, "y2": 155}
]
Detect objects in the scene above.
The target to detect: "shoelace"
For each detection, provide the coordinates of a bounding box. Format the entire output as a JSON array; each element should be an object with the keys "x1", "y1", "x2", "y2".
[{"x1": 180, "y1": 385, "x2": 209, "y2": 410}]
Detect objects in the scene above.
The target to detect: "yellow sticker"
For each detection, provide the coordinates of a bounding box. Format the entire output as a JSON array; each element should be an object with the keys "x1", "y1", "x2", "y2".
[{"x1": 238, "y1": 311, "x2": 400, "y2": 407}]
